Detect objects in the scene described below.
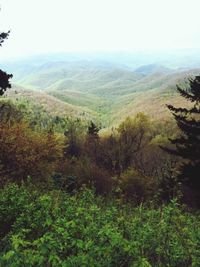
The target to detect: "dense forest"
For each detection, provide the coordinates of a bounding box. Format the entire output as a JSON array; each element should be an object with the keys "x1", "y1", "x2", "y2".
[{"x1": 0, "y1": 30, "x2": 200, "y2": 266}]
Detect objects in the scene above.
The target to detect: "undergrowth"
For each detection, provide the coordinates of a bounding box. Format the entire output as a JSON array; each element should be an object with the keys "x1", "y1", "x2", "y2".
[{"x1": 0, "y1": 184, "x2": 199, "y2": 266}]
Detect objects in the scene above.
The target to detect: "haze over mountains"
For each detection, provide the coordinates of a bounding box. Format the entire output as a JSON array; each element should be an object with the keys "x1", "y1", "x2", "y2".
[{"x1": 2, "y1": 50, "x2": 200, "y2": 126}]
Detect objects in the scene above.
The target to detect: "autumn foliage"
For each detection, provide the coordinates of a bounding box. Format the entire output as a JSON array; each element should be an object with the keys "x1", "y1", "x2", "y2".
[{"x1": 0, "y1": 121, "x2": 63, "y2": 185}]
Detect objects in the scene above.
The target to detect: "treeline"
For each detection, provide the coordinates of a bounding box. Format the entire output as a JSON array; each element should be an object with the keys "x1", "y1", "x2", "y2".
[
  {"x1": 0, "y1": 99, "x2": 179, "y2": 205},
  {"x1": 59, "y1": 113, "x2": 178, "y2": 202}
]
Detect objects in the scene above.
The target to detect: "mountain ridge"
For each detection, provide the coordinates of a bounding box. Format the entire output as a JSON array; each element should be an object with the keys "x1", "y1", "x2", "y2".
[{"x1": 2, "y1": 55, "x2": 200, "y2": 126}]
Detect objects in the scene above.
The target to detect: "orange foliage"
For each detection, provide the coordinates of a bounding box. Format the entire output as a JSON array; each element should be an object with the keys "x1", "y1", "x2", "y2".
[{"x1": 0, "y1": 121, "x2": 63, "y2": 185}]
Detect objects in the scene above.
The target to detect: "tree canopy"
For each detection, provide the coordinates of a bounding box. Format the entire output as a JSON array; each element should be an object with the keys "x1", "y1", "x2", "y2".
[{"x1": 0, "y1": 31, "x2": 13, "y2": 95}]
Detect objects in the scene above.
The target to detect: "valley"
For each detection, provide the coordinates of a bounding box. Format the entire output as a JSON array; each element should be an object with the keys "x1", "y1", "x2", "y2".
[
  {"x1": 1, "y1": 0, "x2": 200, "y2": 265},
  {"x1": 2, "y1": 52, "x2": 200, "y2": 127}
]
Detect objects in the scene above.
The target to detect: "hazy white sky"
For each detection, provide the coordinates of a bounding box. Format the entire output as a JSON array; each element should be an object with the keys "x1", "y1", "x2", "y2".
[{"x1": 0, "y1": 0, "x2": 200, "y2": 59}]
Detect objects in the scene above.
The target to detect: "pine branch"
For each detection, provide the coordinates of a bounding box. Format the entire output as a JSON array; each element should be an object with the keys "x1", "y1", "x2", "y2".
[
  {"x1": 189, "y1": 76, "x2": 200, "y2": 103},
  {"x1": 0, "y1": 31, "x2": 10, "y2": 46},
  {"x1": 167, "y1": 104, "x2": 200, "y2": 115},
  {"x1": 175, "y1": 144, "x2": 200, "y2": 160},
  {"x1": 169, "y1": 135, "x2": 200, "y2": 146},
  {"x1": 177, "y1": 85, "x2": 196, "y2": 102},
  {"x1": 189, "y1": 106, "x2": 200, "y2": 114},
  {"x1": 167, "y1": 104, "x2": 190, "y2": 114},
  {"x1": 159, "y1": 145, "x2": 180, "y2": 156},
  {"x1": 176, "y1": 121, "x2": 200, "y2": 136}
]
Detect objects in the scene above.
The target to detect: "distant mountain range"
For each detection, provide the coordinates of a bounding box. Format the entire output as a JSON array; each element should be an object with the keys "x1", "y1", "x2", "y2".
[{"x1": 1, "y1": 51, "x2": 200, "y2": 126}]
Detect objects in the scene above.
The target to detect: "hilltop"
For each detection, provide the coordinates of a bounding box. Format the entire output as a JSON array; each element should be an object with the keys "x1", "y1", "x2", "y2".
[{"x1": 2, "y1": 51, "x2": 200, "y2": 126}]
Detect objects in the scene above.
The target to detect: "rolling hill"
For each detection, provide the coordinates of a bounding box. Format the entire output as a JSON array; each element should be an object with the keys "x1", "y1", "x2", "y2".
[
  {"x1": 6, "y1": 85, "x2": 97, "y2": 121},
  {"x1": 2, "y1": 53, "x2": 200, "y2": 127}
]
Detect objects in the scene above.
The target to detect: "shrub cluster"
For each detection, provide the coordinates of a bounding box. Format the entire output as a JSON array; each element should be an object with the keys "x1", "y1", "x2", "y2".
[
  {"x1": 0, "y1": 103, "x2": 178, "y2": 204},
  {"x1": 0, "y1": 184, "x2": 199, "y2": 266}
]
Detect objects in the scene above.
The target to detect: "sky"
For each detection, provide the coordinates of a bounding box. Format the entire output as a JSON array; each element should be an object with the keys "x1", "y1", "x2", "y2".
[{"x1": 0, "y1": 0, "x2": 200, "y2": 59}]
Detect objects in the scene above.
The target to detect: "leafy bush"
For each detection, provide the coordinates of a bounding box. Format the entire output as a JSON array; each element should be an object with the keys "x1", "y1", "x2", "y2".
[
  {"x1": 0, "y1": 184, "x2": 199, "y2": 266},
  {"x1": 120, "y1": 168, "x2": 156, "y2": 204},
  {"x1": 59, "y1": 157, "x2": 112, "y2": 194}
]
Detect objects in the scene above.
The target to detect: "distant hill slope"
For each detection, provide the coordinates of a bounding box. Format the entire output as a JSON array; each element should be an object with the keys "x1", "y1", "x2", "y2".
[
  {"x1": 109, "y1": 68, "x2": 200, "y2": 123},
  {"x1": 12, "y1": 61, "x2": 143, "y2": 94},
  {"x1": 6, "y1": 85, "x2": 96, "y2": 121},
  {"x1": 134, "y1": 64, "x2": 171, "y2": 75},
  {"x1": 2, "y1": 57, "x2": 200, "y2": 126}
]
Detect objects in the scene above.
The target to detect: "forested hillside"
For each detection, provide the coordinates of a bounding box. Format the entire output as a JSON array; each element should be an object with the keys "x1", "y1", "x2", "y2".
[
  {"x1": 0, "y1": 33, "x2": 200, "y2": 266},
  {"x1": 2, "y1": 56, "x2": 200, "y2": 126}
]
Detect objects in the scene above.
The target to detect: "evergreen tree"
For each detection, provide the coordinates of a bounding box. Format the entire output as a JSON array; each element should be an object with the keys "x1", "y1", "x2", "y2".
[
  {"x1": 87, "y1": 121, "x2": 99, "y2": 139},
  {"x1": 86, "y1": 122, "x2": 100, "y2": 161},
  {"x1": 0, "y1": 31, "x2": 13, "y2": 96},
  {"x1": 163, "y1": 76, "x2": 200, "y2": 203}
]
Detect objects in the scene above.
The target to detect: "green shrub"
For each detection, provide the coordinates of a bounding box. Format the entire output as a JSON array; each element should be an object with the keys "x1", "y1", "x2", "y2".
[
  {"x1": 120, "y1": 168, "x2": 156, "y2": 204},
  {"x1": 0, "y1": 184, "x2": 199, "y2": 266}
]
